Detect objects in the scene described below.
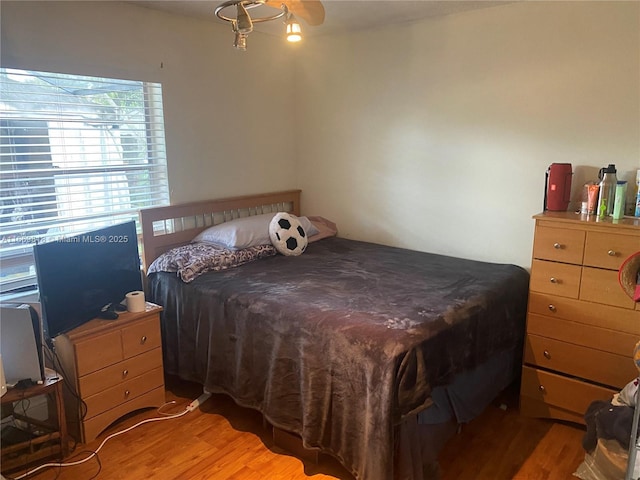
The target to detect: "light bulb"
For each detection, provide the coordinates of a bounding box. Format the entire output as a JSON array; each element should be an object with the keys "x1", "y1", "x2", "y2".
[
  {"x1": 286, "y1": 19, "x2": 302, "y2": 43},
  {"x1": 233, "y1": 32, "x2": 247, "y2": 51}
]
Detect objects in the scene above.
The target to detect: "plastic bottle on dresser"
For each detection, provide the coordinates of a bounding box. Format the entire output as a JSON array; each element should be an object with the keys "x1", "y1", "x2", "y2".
[
  {"x1": 613, "y1": 181, "x2": 627, "y2": 220},
  {"x1": 597, "y1": 164, "x2": 617, "y2": 217}
]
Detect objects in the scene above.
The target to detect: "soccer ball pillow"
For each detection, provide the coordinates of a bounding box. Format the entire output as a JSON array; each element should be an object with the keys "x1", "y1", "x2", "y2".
[{"x1": 269, "y1": 212, "x2": 308, "y2": 256}]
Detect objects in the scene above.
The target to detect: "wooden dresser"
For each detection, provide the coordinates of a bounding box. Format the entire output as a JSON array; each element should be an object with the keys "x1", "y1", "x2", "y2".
[
  {"x1": 54, "y1": 303, "x2": 165, "y2": 442},
  {"x1": 520, "y1": 212, "x2": 640, "y2": 424}
]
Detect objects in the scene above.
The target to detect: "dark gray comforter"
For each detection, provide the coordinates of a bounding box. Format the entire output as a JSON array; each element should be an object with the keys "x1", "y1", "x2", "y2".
[{"x1": 148, "y1": 237, "x2": 529, "y2": 480}]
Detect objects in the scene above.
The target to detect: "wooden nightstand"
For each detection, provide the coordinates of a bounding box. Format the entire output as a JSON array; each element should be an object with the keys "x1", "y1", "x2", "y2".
[
  {"x1": 53, "y1": 303, "x2": 165, "y2": 443},
  {"x1": 520, "y1": 212, "x2": 640, "y2": 424},
  {"x1": 1, "y1": 369, "x2": 69, "y2": 475}
]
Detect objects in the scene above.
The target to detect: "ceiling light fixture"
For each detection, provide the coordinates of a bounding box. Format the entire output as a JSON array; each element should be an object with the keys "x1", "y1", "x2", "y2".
[{"x1": 215, "y1": 0, "x2": 299, "y2": 51}]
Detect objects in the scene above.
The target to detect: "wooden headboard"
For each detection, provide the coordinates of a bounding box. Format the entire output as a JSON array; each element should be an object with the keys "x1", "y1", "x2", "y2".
[{"x1": 139, "y1": 189, "x2": 301, "y2": 271}]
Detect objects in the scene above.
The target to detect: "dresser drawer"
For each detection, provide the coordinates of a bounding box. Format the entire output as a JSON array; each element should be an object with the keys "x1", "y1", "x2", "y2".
[
  {"x1": 527, "y1": 292, "x2": 640, "y2": 334},
  {"x1": 520, "y1": 366, "x2": 616, "y2": 419},
  {"x1": 122, "y1": 317, "x2": 162, "y2": 359},
  {"x1": 78, "y1": 348, "x2": 163, "y2": 398},
  {"x1": 530, "y1": 259, "x2": 582, "y2": 298},
  {"x1": 580, "y1": 266, "x2": 637, "y2": 309},
  {"x1": 524, "y1": 334, "x2": 635, "y2": 389},
  {"x1": 526, "y1": 313, "x2": 638, "y2": 357},
  {"x1": 584, "y1": 231, "x2": 640, "y2": 270},
  {"x1": 75, "y1": 330, "x2": 123, "y2": 377},
  {"x1": 519, "y1": 396, "x2": 584, "y2": 424},
  {"x1": 532, "y1": 226, "x2": 585, "y2": 264},
  {"x1": 83, "y1": 366, "x2": 164, "y2": 420}
]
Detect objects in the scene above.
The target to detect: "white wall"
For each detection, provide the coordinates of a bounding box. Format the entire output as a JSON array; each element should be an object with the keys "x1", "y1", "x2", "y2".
[
  {"x1": 1, "y1": 1, "x2": 298, "y2": 203},
  {"x1": 2, "y1": 1, "x2": 639, "y2": 269},
  {"x1": 295, "y1": 1, "x2": 640, "y2": 267}
]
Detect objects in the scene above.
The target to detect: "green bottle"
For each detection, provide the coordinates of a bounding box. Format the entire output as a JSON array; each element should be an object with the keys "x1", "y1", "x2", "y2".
[{"x1": 613, "y1": 181, "x2": 627, "y2": 220}]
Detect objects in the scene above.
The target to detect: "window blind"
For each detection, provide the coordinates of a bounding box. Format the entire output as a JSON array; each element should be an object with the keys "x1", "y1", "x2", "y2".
[{"x1": 0, "y1": 68, "x2": 170, "y2": 294}]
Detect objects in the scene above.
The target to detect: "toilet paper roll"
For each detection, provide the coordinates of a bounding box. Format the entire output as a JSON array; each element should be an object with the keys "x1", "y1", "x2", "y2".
[{"x1": 125, "y1": 291, "x2": 146, "y2": 313}]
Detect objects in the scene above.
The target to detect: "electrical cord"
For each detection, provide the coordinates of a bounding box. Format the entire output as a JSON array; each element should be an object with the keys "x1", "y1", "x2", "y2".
[
  {"x1": 44, "y1": 343, "x2": 88, "y2": 421},
  {"x1": 3, "y1": 343, "x2": 212, "y2": 479},
  {"x1": 40, "y1": 343, "x2": 82, "y2": 457},
  {"x1": 42, "y1": 341, "x2": 85, "y2": 457},
  {"x1": 9, "y1": 392, "x2": 34, "y2": 477},
  {"x1": 5, "y1": 401, "x2": 193, "y2": 480}
]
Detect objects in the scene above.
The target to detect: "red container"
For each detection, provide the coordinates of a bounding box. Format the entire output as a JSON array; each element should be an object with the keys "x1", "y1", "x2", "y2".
[{"x1": 544, "y1": 163, "x2": 573, "y2": 211}]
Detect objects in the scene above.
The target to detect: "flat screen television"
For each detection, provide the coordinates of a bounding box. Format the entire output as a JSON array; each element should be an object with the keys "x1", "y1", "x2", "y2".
[{"x1": 33, "y1": 220, "x2": 143, "y2": 340}]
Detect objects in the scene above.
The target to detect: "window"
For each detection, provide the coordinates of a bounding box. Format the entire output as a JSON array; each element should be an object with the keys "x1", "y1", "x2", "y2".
[{"x1": 0, "y1": 68, "x2": 170, "y2": 294}]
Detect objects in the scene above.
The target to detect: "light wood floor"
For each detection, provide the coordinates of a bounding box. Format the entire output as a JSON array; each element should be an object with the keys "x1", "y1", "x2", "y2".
[{"x1": 9, "y1": 377, "x2": 587, "y2": 480}]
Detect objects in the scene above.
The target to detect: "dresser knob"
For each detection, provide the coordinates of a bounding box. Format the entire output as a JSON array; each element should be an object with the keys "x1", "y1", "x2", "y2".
[
  {"x1": 548, "y1": 304, "x2": 556, "y2": 312},
  {"x1": 553, "y1": 243, "x2": 562, "y2": 249},
  {"x1": 549, "y1": 277, "x2": 558, "y2": 284},
  {"x1": 538, "y1": 385, "x2": 546, "y2": 393},
  {"x1": 543, "y1": 350, "x2": 551, "y2": 360},
  {"x1": 124, "y1": 390, "x2": 131, "y2": 398},
  {"x1": 140, "y1": 336, "x2": 147, "y2": 345},
  {"x1": 607, "y1": 250, "x2": 616, "y2": 257},
  {"x1": 122, "y1": 369, "x2": 129, "y2": 378}
]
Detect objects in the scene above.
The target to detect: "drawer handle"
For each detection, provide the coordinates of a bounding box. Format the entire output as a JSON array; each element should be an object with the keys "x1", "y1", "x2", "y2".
[
  {"x1": 140, "y1": 336, "x2": 147, "y2": 345},
  {"x1": 607, "y1": 250, "x2": 616, "y2": 257},
  {"x1": 122, "y1": 369, "x2": 129, "y2": 378},
  {"x1": 538, "y1": 385, "x2": 546, "y2": 393},
  {"x1": 553, "y1": 243, "x2": 562, "y2": 250},
  {"x1": 549, "y1": 277, "x2": 558, "y2": 284},
  {"x1": 543, "y1": 350, "x2": 551, "y2": 360},
  {"x1": 548, "y1": 304, "x2": 556, "y2": 312},
  {"x1": 124, "y1": 390, "x2": 131, "y2": 398}
]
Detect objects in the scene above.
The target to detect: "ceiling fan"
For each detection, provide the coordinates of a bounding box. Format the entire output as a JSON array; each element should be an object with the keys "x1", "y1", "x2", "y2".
[{"x1": 214, "y1": 0, "x2": 325, "y2": 50}]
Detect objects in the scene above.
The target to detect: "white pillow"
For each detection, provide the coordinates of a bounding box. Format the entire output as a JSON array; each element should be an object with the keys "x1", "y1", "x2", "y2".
[
  {"x1": 300, "y1": 216, "x2": 318, "y2": 237},
  {"x1": 193, "y1": 213, "x2": 318, "y2": 250},
  {"x1": 269, "y1": 212, "x2": 308, "y2": 256}
]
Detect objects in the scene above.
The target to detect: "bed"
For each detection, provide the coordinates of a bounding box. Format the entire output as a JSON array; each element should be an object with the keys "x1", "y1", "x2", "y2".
[{"x1": 139, "y1": 189, "x2": 529, "y2": 480}]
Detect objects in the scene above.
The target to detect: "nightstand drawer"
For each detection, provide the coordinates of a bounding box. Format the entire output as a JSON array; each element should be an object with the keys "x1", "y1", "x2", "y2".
[
  {"x1": 580, "y1": 266, "x2": 637, "y2": 309},
  {"x1": 520, "y1": 366, "x2": 616, "y2": 419},
  {"x1": 78, "y1": 348, "x2": 163, "y2": 398},
  {"x1": 530, "y1": 259, "x2": 582, "y2": 298},
  {"x1": 524, "y1": 334, "x2": 634, "y2": 389},
  {"x1": 122, "y1": 316, "x2": 162, "y2": 358},
  {"x1": 584, "y1": 231, "x2": 640, "y2": 270},
  {"x1": 532, "y1": 226, "x2": 585, "y2": 264},
  {"x1": 83, "y1": 366, "x2": 164, "y2": 420},
  {"x1": 527, "y1": 292, "x2": 640, "y2": 334},
  {"x1": 82, "y1": 387, "x2": 165, "y2": 443},
  {"x1": 526, "y1": 313, "x2": 637, "y2": 357},
  {"x1": 75, "y1": 330, "x2": 123, "y2": 376}
]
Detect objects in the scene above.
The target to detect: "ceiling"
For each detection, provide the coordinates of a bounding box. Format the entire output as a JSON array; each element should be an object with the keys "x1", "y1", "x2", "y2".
[{"x1": 129, "y1": 0, "x2": 512, "y2": 37}]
